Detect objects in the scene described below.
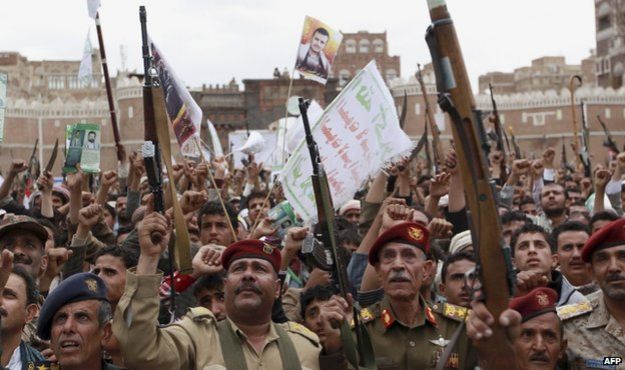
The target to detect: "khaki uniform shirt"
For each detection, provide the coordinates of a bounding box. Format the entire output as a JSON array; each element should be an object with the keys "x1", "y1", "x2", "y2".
[
  {"x1": 559, "y1": 290, "x2": 625, "y2": 370},
  {"x1": 113, "y1": 270, "x2": 342, "y2": 370},
  {"x1": 356, "y1": 296, "x2": 477, "y2": 370}
]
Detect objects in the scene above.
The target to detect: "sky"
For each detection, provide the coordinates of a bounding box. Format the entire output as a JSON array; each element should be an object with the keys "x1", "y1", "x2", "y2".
[{"x1": 1, "y1": 0, "x2": 596, "y2": 91}]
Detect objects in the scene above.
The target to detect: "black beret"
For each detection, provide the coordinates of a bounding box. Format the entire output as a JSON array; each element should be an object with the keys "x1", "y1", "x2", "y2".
[{"x1": 37, "y1": 272, "x2": 108, "y2": 340}]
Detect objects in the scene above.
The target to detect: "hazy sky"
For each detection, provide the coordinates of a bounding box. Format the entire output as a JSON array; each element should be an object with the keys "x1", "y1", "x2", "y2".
[{"x1": 2, "y1": 0, "x2": 596, "y2": 90}]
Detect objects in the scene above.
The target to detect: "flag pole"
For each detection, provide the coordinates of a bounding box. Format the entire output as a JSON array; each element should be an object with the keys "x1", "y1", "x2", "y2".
[
  {"x1": 280, "y1": 69, "x2": 296, "y2": 164},
  {"x1": 95, "y1": 12, "x2": 124, "y2": 162}
]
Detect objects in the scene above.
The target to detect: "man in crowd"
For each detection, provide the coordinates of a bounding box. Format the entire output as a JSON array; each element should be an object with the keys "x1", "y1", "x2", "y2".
[
  {"x1": 112, "y1": 199, "x2": 347, "y2": 369},
  {"x1": 92, "y1": 246, "x2": 137, "y2": 311},
  {"x1": 199, "y1": 201, "x2": 238, "y2": 246},
  {"x1": 36, "y1": 272, "x2": 120, "y2": 370},
  {"x1": 510, "y1": 287, "x2": 568, "y2": 370},
  {"x1": 511, "y1": 223, "x2": 586, "y2": 306},
  {"x1": 0, "y1": 214, "x2": 48, "y2": 280},
  {"x1": 467, "y1": 287, "x2": 567, "y2": 370},
  {"x1": 359, "y1": 221, "x2": 477, "y2": 369},
  {"x1": 540, "y1": 183, "x2": 568, "y2": 230},
  {"x1": 559, "y1": 217, "x2": 625, "y2": 368},
  {"x1": 300, "y1": 284, "x2": 343, "y2": 354},
  {"x1": 550, "y1": 221, "x2": 597, "y2": 295},
  {"x1": 192, "y1": 273, "x2": 226, "y2": 321},
  {"x1": 0, "y1": 267, "x2": 45, "y2": 369},
  {"x1": 438, "y1": 251, "x2": 476, "y2": 308}
]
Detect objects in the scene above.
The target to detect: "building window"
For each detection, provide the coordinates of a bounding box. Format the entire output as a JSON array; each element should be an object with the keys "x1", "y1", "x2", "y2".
[
  {"x1": 128, "y1": 106, "x2": 134, "y2": 119},
  {"x1": 414, "y1": 103, "x2": 421, "y2": 115},
  {"x1": 47, "y1": 76, "x2": 65, "y2": 90},
  {"x1": 345, "y1": 39, "x2": 356, "y2": 53},
  {"x1": 605, "y1": 108, "x2": 611, "y2": 119},
  {"x1": 385, "y1": 69, "x2": 397, "y2": 81},
  {"x1": 359, "y1": 39, "x2": 370, "y2": 53},
  {"x1": 598, "y1": 15, "x2": 611, "y2": 31},
  {"x1": 373, "y1": 39, "x2": 384, "y2": 53}
]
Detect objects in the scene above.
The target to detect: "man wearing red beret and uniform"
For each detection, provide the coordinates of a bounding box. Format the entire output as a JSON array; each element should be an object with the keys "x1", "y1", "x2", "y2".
[
  {"x1": 355, "y1": 221, "x2": 477, "y2": 369},
  {"x1": 509, "y1": 287, "x2": 568, "y2": 370},
  {"x1": 111, "y1": 201, "x2": 348, "y2": 370},
  {"x1": 557, "y1": 217, "x2": 625, "y2": 370}
]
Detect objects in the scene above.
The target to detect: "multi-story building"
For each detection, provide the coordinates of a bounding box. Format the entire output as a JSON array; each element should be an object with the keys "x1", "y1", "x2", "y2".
[
  {"x1": 478, "y1": 56, "x2": 596, "y2": 95},
  {"x1": 331, "y1": 31, "x2": 401, "y2": 85},
  {"x1": 595, "y1": 0, "x2": 625, "y2": 88},
  {"x1": 392, "y1": 65, "x2": 625, "y2": 163},
  {"x1": 0, "y1": 51, "x2": 145, "y2": 172}
]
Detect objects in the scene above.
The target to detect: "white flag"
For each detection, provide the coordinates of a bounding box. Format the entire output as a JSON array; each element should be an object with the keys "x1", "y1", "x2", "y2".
[
  {"x1": 206, "y1": 120, "x2": 223, "y2": 157},
  {"x1": 87, "y1": 0, "x2": 101, "y2": 19},
  {"x1": 280, "y1": 60, "x2": 412, "y2": 221},
  {"x1": 77, "y1": 31, "x2": 93, "y2": 86}
]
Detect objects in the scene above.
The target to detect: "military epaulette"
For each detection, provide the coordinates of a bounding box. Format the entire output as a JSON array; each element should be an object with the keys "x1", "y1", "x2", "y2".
[
  {"x1": 186, "y1": 306, "x2": 214, "y2": 322},
  {"x1": 359, "y1": 307, "x2": 376, "y2": 323},
  {"x1": 431, "y1": 302, "x2": 470, "y2": 322},
  {"x1": 284, "y1": 321, "x2": 319, "y2": 346},
  {"x1": 557, "y1": 301, "x2": 593, "y2": 320}
]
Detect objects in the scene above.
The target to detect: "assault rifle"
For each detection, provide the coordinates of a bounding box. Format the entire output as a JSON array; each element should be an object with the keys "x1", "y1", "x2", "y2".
[
  {"x1": 299, "y1": 98, "x2": 376, "y2": 369},
  {"x1": 416, "y1": 63, "x2": 444, "y2": 170},
  {"x1": 597, "y1": 115, "x2": 619, "y2": 155},
  {"x1": 425, "y1": 1, "x2": 517, "y2": 369},
  {"x1": 488, "y1": 83, "x2": 509, "y2": 182},
  {"x1": 579, "y1": 101, "x2": 591, "y2": 178}
]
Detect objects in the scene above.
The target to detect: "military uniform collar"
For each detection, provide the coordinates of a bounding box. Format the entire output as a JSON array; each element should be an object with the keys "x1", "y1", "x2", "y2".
[
  {"x1": 585, "y1": 291, "x2": 610, "y2": 329},
  {"x1": 381, "y1": 294, "x2": 436, "y2": 330},
  {"x1": 228, "y1": 317, "x2": 280, "y2": 343}
]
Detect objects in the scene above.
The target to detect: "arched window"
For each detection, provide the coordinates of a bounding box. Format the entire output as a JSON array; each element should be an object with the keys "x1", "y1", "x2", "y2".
[
  {"x1": 373, "y1": 39, "x2": 384, "y2": 53},
  {"x1": 128, "y1": 105, "x2": 134, "y2": 119},
  {"x1": 359, "y1": 39, "x2": 370, "y2": 53},
  {"x1": 345, "y1": 39, "x2": 356, "y2": 53}
]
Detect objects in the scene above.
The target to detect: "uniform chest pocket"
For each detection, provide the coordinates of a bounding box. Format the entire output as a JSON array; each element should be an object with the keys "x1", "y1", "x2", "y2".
[{"x1": 376, "y1": 356, "x2": 400, "y2": 370}]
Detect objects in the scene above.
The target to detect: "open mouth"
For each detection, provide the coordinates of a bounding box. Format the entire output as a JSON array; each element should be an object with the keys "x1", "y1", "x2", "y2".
[{"x1": 59, "y1": 340, "x2": 80, "y2": 351}]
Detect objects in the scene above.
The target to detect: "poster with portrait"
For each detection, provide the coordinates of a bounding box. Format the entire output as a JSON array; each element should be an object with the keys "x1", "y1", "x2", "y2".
[
  {"x1": 63, "y1": 123, "x2": 100, "y2": 174},
  {"x1": 294, "y1": 16, "x2": 343, "y2": 85}
]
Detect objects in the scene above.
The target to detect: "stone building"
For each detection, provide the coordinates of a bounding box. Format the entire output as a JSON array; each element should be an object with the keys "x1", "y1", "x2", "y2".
[
  {"x1": 242, "y1": 74, "x2": 338, "y2": 129},
  {"x1": 595, "y1": 0, "x2": 625, "y2": 88},
  {"x1": 331, "y1": 31, "x2": 401, "y2": 85},
  {"x1": 392, "y1": 68, "x2": 625, "y2": 164},
  {"x1": 478, "y1": 56, "x2": 597, "y2": 95},
  {"x1": 0, "y1": 51, "x2": 145, "y2": 172}
]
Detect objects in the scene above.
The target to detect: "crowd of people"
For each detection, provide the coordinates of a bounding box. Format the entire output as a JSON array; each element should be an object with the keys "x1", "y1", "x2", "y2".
[{"x1": 0, "y1": 144, "x2": 623, "y2": 370}]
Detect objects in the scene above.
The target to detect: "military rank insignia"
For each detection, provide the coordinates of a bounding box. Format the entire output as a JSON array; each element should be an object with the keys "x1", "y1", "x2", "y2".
[
  {"x1": 431, "y1": 347, "x2": 459, "y2": 369},
  {"x1": 262, "y1": 243, "x2": 273, "y2": 255},
  {"x1": 381, "y1": 308, "x2": 395, "y2": 328},
  {"x1": 85, "y1": 278, "x2": 98, "y2": 292},
  {"x1": 425, "y1": 306, "x2": 437, "y2": 326}
]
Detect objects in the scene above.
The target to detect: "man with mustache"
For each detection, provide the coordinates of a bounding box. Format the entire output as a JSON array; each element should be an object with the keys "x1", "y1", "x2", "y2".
[
  {"x1": 511, "y1": 287, "x2": 567, "y2": 370},
  {"x1": 0, "y1": 267, "x2": 45, "y2": 369},
  {"x1": 558, "y1": 217, "x2": 625, "y2": 369},
  {"x1": 511, "y1": 223, "x2": 587, "y2": 306},
  {"x1": 359, "y1": 221, "x2": 477, "y2": 369},
  {"x1": 36, "y1": 272, "x2": 121, "y2": 370},
  {"x1": 0, "y1": 214, "x2": 48, "y2": 281},
  {"x1": 551, "y1": 221, "x2": 598, "y2": 296},
  {"x1": 112, "y1": 199, "x2": 347, "y2": 370},
  {"x1": 467, "y1": 287, "x2": 567, "y2": 370}
]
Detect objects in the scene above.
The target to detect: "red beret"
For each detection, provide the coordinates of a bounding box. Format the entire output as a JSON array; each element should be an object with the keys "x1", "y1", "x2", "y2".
[
  {"x1": 369, "y1": 222, "x2": 430, "y2": 265},
  {"x1": 509, "y1": 287, "x2": 558, "y2": 323},
  {"x1": 582, "y1": 217, "x2": 625, "y2": 263},
  {"x1": 221, "y1": 239, "x2": 281, "y2": 272}
]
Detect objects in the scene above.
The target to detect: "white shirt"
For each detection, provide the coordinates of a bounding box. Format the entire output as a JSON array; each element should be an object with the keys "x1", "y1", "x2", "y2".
[{"x1": 6, "y1": 345, "x2": 21, "y2": 370}]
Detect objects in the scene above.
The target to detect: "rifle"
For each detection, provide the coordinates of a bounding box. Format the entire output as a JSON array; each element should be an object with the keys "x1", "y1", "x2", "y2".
[
  {"x1": 560, "y1": 136, "x2": 574, "y2": 173},
  {"x1": 299, "y1": 98, "x2": 376, "y2": 369},
  {"x1": 597, "y1": 115, "x2": 619, "y2": 156},
  {"x1": 94, "y1": 12, "x2": 125, "y2": 162},
  {"x1": 416, "y1": 63, "x2": 444, "y2": 169},
  {"x1": 568, "y1": 75, "x2": 583, "y2": 170},
  {"x1": 488, "y1": 83, "x2": 508, "y2": 182},
  {"x1": 425, "y1": 1, "x2": 517, "y2": 370},
  {"x1": 579, "y1": 101, "x2": 591, "y2": 178},
  {"x1": 507, "y1": 126, "x2": 522, "y2": 159}
]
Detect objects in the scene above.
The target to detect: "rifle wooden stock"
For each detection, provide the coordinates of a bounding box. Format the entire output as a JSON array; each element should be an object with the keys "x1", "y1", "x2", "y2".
[
  {"x1": 425, "y1": 2, "x2": 516, "y2": 369},
  {"x1": 416, "y1": 64, "x2": 444, "y2": 168}
]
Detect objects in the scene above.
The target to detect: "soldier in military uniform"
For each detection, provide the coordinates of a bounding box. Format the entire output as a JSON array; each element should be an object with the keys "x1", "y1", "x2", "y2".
[
  {"x1": 557, "y1": 217, "x2": 625, "y2": 370},
  {"x1": 112, "y1": 202, "x2": 347, "y2": 370},
  {"x1": 356, "y1": 221, "x2": 478, "y2": 369},
  {"x1": 36, "y1": 272, "x2": 123, "y2": 370}
]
